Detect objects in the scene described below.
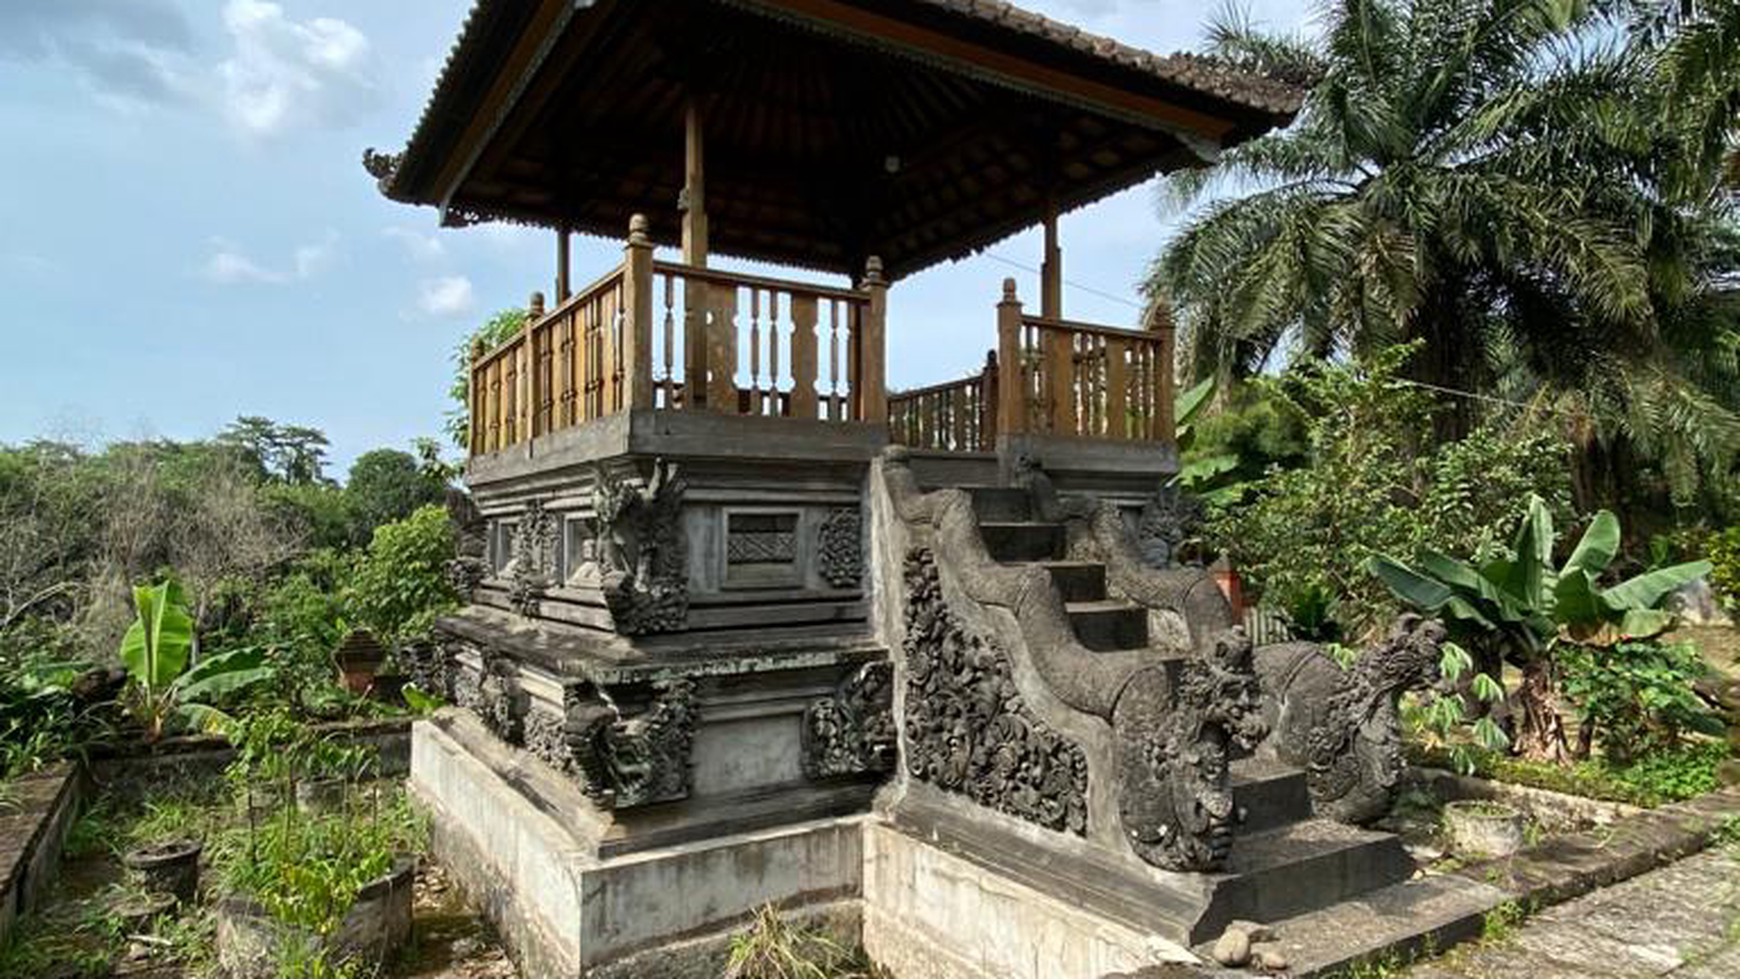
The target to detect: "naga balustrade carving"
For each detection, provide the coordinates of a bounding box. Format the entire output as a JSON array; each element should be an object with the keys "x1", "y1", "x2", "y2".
[
  {"x1": 881, "y1": 446, "x2": 1263, "y2": 871},
  {"x1": 1255, "y1": 615, "x2": 1446, "y2": 823},
  {"x1": 803, "y1": 662, "x2": 897, "y2": 780}
]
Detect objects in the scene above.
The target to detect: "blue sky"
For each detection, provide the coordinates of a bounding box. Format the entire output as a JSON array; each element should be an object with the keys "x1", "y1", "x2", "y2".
[{"x1": 0, "y1": 0, "x2": 1311, "y2": 475}]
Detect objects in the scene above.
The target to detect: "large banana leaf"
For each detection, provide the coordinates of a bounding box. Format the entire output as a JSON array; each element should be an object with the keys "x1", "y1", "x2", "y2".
[
  {"x1": 1600, "y1": 560, "x2": 1712, "y2": 614},
  {"x1": 1499, "y1": 495, "x2": 1554, "y2": 611},
  {"x1": 1174, "y1": 377, "x2": 1217, "y2": 448},
  {"x1": 1553, "y1": 569, "x2": 1605, "y2": 633},
  {"x1": 1368, "y1": 555, "x2": 1454, "y2": 610},
  {"x1": 173, "y1": 647, "x2": 273, "y2": 704},
  {"x1": 1562, "y1": 510, "x2": 1620, "y2": 576},
  {"x1": 119, "y1": 581, "x2": 194, "y2": 691}
]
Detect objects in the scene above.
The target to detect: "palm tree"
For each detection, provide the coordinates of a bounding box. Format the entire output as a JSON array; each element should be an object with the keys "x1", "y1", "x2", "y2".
[{"x1": 1152, "y1": 0, "x2": 1740, "y2": 503}]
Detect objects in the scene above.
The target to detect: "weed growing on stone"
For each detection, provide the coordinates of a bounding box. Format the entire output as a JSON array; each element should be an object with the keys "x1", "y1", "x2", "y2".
[
  {"x1": 1339, "y1": 952, "x2": 1406, "y2": 978},
  {"x1": 1481, "y1": 900, "x2": 1528, "y2": 943},
  {"x1": 725, "y1": 904, "x2": 884, "y2": 979}
]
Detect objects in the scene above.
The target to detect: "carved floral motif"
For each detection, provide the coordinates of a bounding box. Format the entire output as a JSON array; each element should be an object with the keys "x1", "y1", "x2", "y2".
[
  {"x1": 817, "y1": 508, "x2": 864, "y2": 588},
  {"x1": 901, "y1": 549, "x2": 1089, "y2": 835},
  {"x1": 803, "y1": 662, "x2": 896, "y2": 779},
  {"x1": 1137, "y1": 486, "x2": 1205, "y2": 569}
]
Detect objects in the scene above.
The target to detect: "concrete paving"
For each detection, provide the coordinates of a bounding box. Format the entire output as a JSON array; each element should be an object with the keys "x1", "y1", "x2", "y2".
[{"x1": 1406, "y1": 846, "x2": 1740, "y2": 978}]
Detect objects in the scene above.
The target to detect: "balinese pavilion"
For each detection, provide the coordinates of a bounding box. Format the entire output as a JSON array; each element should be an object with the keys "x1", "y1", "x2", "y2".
[{"x1": 369, "y1": 2, "x2": 1495, "y2": 976}]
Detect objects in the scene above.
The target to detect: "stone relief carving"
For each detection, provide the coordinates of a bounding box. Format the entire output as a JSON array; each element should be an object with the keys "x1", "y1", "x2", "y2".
[
  {"x1": 1255, "y1": 615, "x2": 1446, "y2": 823},
  {"x1": 405, "y1": 639, "x2": 451, "y2": 701},
  {"x1": 882, "y1": 447, "x2": 1266, "y2": 871},
  {"x1": 1114, "y1": 630, "x2": 1267, "y2": 870},
  {"x1": 1137, "y1": 485, "x2": 1205, "y2": 569},
  {"x1": 564, "y1": 678, "x2": 698, "y2": 808},
  {"x1": 902, "y1": 549, "x2": 1090, "y2": 836},
  {"x1": 476, "y1": 646, "x2": 523, "y2": 745},
  {"x1": 803, "y1": 662, "x2": 896, "y2": 780},
  {"x1": 817, "y1": 507, "x2": 865, "y2": 588},
  {"x1": 587, "y1": 460, "x2": 689, "y2": 635},
  {"x1": 445, "y1": 488, "x2": 489, "y2": 601},
  {"x1": 505, "y1": 500, "x2": 557, "y2": 617}
]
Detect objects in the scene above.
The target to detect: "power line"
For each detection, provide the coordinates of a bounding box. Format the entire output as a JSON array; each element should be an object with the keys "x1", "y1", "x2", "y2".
[{"x1": 981, "y1": 251, "x2": 1148, "y2": 312}]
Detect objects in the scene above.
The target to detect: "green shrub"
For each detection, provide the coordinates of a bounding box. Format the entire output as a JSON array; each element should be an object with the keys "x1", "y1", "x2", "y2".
[
  {"x1": 1561, "y1": 640, "x2": 1725, "y2": 762},
  {"x1": 1209, "y1": 344, "x2": 1572, "y2": 636},
  {"x1": 1411, "y1": 740, "x2": 1729, "y2": 806},
  {"x1": 344, "y1": 506, "x2": 458, "y2": 645},
  {"x1": 1710, "y1": 526, "x2": 1740, "y2": 613}
]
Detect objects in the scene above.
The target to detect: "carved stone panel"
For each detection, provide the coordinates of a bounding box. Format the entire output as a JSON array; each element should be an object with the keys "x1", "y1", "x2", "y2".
[
  {"x1": 803, "y1": 662, "x2": 896, "y2": 780},
  {"x1": 901, "y1": 549, "x2": 1089, "y2": 835},
  {"x1": 508, "y1": 500, "x2": 557, "y2": 617},
  {"x1": 817, "y1": 507, "x2": 864, "y2": 589},
  {"x1": 566, "y1": 678, "x2": 698, "y2": 809},
  {"x1": 589, "y1": 460, "x2": 689, "y2": 635}
]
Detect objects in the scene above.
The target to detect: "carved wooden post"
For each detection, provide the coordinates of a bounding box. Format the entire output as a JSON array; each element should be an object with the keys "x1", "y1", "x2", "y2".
[
  {"x1": 980, "y1": 349, "x2": 1000, "y2": 450},
  {"x1": 856, "y1": 257, "x2": 888, "y2": 425},
  {"x1": 621, "y1": 215, "x2": 655, "y2": 411},
  {"x1": 524, "y1": 293, "x2": 544, "y2": 440},
  {"x1": 996, "y1": 279, "x2": 1025, "y2": 439},
  {"x1": 1041, "y1": 201, "x2": 1063, "y2": 320},
  {"x1": 682, "y1": 98, "x2": 708, "y2": 268},
  {"x1": 1149, "y1": 302, "x2": 1177, "y2": 444},
  {"x1": 790, "y1": 293, "x2": 820, "y2": 420},
  {"x1": 556, "y1": 225, "x2": 572, "y2": 302},
  {"x1": 470, "y1": 338, "x2": 487, "y2": 456}
]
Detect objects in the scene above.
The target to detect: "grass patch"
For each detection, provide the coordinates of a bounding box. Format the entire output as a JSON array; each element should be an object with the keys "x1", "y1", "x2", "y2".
[
  {"x1": 1411, "y1": 740, "x2": 1732, "y2": 807},
  {"x1": 725, "y1": 905, "x2": 886, "y2": 979}
]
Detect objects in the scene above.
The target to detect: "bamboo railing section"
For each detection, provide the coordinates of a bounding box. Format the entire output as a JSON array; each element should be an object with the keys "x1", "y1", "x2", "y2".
[
  {"x1": 887, "y1": 352, "x2": 999, "y2": 453},
  {"x1": 469, "y1": 216, "x2": 886, "y2": 456},
  {"x1": 995, "y1": 278, "x2": 1176, "y2": 442}
]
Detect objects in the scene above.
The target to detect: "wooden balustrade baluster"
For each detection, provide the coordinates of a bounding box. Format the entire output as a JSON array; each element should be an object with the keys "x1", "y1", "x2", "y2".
[
  {"x1": 768, "y1": 291, "x2": 782, "y2": 417},
  {"x1": 749, "y1": 287, "x2": 762, "y2": 415},
  {"x1": 835, "y1": 299, "x2": 849, "y2": 420},
  {"x1": 661, "y1": 273, "x2": 676, "y2": 408}
]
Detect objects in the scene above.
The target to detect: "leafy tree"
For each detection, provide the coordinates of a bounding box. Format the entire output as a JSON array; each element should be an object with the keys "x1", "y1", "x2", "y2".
[
  {"x1": 218, "y1": 417, "x2": 332, "y2": 486},
  {"x1": 445, "y1": 310, "x2": 530, "y2": 449},
  {"x1": 345, "y1": 506, "x2": 459, "y2": 645},
  {"x1": 1154, "y1": 0, "x2": 1740, "y2": 502},
  {"x1": 1209, "y1": 345, "x2": 1573, "y2": 635},
  {"x1": 346, "y1": 449, "x2": 446, "y2": 541}
]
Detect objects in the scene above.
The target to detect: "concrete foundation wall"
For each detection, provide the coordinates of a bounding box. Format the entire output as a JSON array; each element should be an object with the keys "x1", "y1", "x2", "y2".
[{"x1": 411, "y1": 718, "x2": 867, "y2": 977}]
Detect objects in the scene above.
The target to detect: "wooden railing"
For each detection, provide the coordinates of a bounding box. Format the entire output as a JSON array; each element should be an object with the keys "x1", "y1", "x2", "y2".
[
  {"x1": 888, "y1": 352, "x2": 999, "y2": 453},
  {"x1": 996, "y1": 279, "x2": 1175, "y2": 442},
  {"x1": 469, "y1": 215, "x2": 886, "y2": 456}
]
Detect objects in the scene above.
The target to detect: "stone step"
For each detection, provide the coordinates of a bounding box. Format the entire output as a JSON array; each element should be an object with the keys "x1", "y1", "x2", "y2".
[
  {"x1": 1187, "y1": 874, "x2": 1510, "y2": 978},
  {"x1": 1031, "y1": 561, "x2": 1108, "y2": 603},
  {"x1": 979, "y1": 521, "x2": 1066, "y2": 562},
  {"x1": 963, "y1": 485, "x2": 1032, "y2": 523},
  {"x1": 1230, "y1": 758, "x2": 1313, "y2": 834},
  {"x1": 1066, "y1": 600, "x2": 1148, "y2": 652},
  {"x1": 1194, "y1": 819, "x2": 1417, "y2": 942}
]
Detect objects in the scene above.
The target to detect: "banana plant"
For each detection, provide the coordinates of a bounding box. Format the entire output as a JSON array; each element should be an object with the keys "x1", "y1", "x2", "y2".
[
  {"x1": 1368, "y1": 495, "x2": 1711, "y2": 761},
  {"x1": 121, "y1": 580, "x2": 274, "y2": 741},
  {"x1": 1368, "y1": 496, "x2": 1711, "y2": 652}
]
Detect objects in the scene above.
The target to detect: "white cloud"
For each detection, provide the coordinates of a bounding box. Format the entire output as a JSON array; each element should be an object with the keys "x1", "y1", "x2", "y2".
[
  {"x1": 293, "y1": 230, "x2": 340, "y2": 278},
  {"x1": 382, "y1": 227, "x2": 446, "y2": 263},
  {"x1": 217, "y1": 0, "x2": 376, "y2": 139},
  {"x1": 418, "y1": 276, "x2": 475, "y2": 318},
  {"x1": 201, "y1": 232, "x2": 340, "y2": 285},
  {"x1": 203, "y1": 242, "x2": 286, "y2": 285},
  {"x1": 0, "y1": 1, "x2": 195, "y2": 106}
]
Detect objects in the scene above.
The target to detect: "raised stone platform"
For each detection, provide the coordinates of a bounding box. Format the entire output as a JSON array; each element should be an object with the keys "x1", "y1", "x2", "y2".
[{"x1": 411, "y1": 712, "x2": 866, "y2": 977}]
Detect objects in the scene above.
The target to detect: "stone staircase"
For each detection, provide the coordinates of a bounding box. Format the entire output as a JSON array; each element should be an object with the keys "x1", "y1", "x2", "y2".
[{"x1": 954, "y1": 482, "x2": 1424, "y2": 946}]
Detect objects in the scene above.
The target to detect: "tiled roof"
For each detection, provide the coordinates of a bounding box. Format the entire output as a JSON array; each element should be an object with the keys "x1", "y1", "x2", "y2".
[{"x1": 915, "y1": 0, "x2": 1303, "y2": 115}]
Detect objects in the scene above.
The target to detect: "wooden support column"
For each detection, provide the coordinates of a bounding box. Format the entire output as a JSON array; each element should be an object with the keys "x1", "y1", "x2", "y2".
[
  {"x1": 856, "y1": 257, "x2": 888, "y2": 424},
  {"x1": 621, "y1": 215, "x2": 655, "y2": 410},
  {"x1": 556, "y1": 225, "x2": 572, "y2": 302},
  {"x1": 518, "y1": 293, "x2": 543, "y2": 444},
  {"x1": 1041, "y1": 201, "x2": 1063, "y2": 320},
  {"x1": 1149, "y1": 302, "x2": 1177, "y2": 444},
  {"x1": 470, "y1": 339, "x2": 487, "y2": 456},
  {"x1": 996, "y1": 279, "x2": 1025, "y2": 438},
  {"x1": 681, "y1": 97, "x2": 709, "y2": 267}
]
